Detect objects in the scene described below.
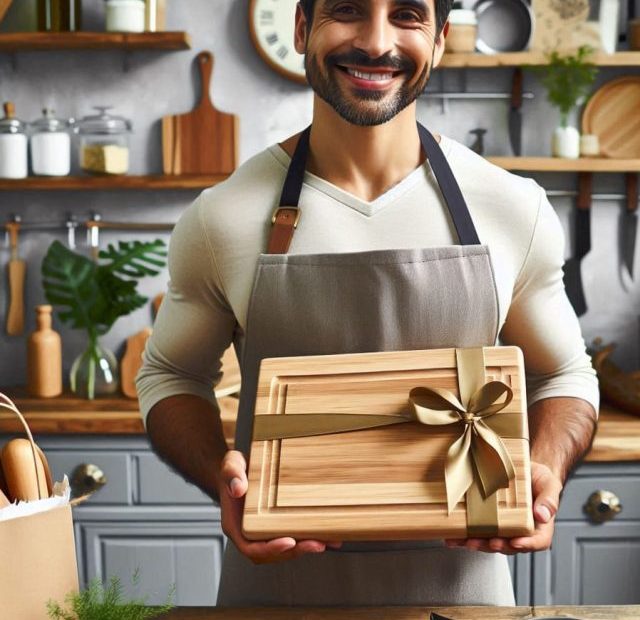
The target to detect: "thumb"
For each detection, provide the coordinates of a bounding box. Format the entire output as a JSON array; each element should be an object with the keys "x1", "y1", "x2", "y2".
[
  {"x1": 532, "y1": 465, "x2": 562, "y2": 524},
  {"x1": 219, "y1": 450, "x2": 248, "y2": 498}
]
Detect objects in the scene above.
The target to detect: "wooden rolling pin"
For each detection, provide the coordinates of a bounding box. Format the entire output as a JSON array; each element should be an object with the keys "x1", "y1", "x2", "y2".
[
  {"x1": 5, "y1": 221, "x2": 26, "y2": 336},
  {"x1": 1, "y1": 438, "x2": 52, "y2": 502}
]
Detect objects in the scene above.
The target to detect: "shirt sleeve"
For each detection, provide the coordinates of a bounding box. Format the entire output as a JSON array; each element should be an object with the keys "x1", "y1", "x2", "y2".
[
  {"x1": 499, "y1": 186, "x2": 600, "y2": 416},
  {"x1": 135, "y1": 193, "x2": 237, "y2": 430}
]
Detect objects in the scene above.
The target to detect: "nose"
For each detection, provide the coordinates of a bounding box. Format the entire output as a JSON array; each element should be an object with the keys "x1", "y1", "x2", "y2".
[{"x1": 352, "y1": 10, "x2": 395, "y2": 60}]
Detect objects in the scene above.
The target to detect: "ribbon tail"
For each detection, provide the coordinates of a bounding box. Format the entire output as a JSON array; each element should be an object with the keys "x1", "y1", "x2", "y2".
[
  {"x1": 445, "y1": 426, "x2": 474, "y2": 514},
  {"x1": 471, "y1": 421, "x2": 516, "y2": 498}
]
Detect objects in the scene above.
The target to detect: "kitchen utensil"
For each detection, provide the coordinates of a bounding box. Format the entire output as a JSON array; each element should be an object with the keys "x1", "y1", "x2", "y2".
[
  {"x1": 582, "y1": 77, "x2": 640, "y2": 159},
  {"x1": 509, "y1": 68, "x2": 523, "y2": 156},
  {"x1": 120, "y1": 327, "x2": 152, "y2": 398},
  {"x1": 243, "y1": 346, "x2": 533, "y2": 541},
  {"x1": 622, "y1": 173, "x2": 638, "y2": 282},
  {"x1": 562, "y1": 174, "x2": 591, "y2": 317},
  {"x1": 0, "y1": 438, "x2": 49, "y2": 502},
  {"x1": 468, "y1": 128, "x2": 486, "y2": 155},
  {"x1": 5, "y1": 220, "x2": 26, "y2": 336},
  {"x1": 0, "y1": 101, "x2": 28, "y2": 179},
  {"x1": 162, "y1": 51, "x2": 238, "y2": 175},
  {"x1": 0, "y1": 0, "x2": 13, "y2": 23},
  {"x1": 473, "y1": 0, "x2": 533, "y2": 54}
]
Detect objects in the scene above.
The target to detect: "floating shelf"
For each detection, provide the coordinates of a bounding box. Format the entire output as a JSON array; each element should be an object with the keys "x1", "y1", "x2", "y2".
[
  {"x1": 439, "y1": 51, "x2": 640, "y2": 68},
  {"x1": 0, "y1": 31, "x2": 191, "y2": 52},
  {"x1": 0, "y1": 174, "x2": 228, "y2": 191},
  {"x1": 487, "y1": 157, "x2": 640, "y2": 172}
]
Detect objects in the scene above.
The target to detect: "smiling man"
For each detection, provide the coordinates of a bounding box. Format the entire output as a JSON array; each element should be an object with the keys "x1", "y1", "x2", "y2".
[{"x1": 137, "y1": 0, "x2": 599, "y2": 607}]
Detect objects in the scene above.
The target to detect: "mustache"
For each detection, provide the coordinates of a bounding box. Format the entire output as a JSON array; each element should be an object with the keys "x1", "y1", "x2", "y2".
[{"x1": 327, "y1": 49, "x2": 415, "y2": 73}]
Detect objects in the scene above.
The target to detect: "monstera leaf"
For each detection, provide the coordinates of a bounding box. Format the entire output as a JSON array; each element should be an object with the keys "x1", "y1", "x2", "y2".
[{"x1": 42, "y1": 238, "x2": 167, "y2": 336}]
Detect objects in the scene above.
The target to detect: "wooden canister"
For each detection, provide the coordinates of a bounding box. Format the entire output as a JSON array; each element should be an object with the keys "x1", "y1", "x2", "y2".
[
  {"x1": 630, "y1": 19, "x2": 640, "y2": 51},
  {"x1": 27, "y1": 305, "x2": 63, "y2": 398}
]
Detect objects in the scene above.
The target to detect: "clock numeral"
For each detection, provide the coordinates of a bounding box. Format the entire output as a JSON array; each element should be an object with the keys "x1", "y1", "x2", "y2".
[
  {"x1": 260, "y1": 10, "x2": 274, "y2": 24},
  {"x1": 276, "y1": 45, "x2": 289, "y2": 59},
  {"x1": 266, "y1": 32, "x2": 278, "y2": 45}
]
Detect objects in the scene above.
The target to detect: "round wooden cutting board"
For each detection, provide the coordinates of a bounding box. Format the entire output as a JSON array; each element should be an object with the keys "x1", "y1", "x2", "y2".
[{"x1": 582, "y1": 77, "x2": 640, "y2": 159}]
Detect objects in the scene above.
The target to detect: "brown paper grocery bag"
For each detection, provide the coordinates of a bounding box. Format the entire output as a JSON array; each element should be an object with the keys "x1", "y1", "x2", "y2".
[{"x1": 0, "y1": 393, "x2": 80, "y2": 619}]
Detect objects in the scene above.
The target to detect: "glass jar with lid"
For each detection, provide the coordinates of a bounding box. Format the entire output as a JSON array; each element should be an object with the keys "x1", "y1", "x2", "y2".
[
  {"x1": 75, "y1": 106, "x2": 132, "y2": 175},
  {"x1": 0, "y1": 102, "x2": 28, "y2": 179},
  {"x1": 30, "y1": 108, "x2": 73, "y2": 176}
]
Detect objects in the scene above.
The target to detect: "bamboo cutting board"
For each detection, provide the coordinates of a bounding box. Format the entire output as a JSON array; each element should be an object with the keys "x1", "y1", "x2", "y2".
[
  {"x1": 582, "y1": 77, "x2": 640, "y2": 159},
  {"x1": 243, "y1": 346, "x2": 533, "y2": 541},
  {"x1": 162, "y1": 51, "x2": 238, "y2": 175}
]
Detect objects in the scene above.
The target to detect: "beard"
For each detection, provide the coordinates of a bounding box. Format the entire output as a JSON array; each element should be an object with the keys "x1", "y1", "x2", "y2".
[{"x1": 305, "y1": 48, "x2": 433, "y2": 126}]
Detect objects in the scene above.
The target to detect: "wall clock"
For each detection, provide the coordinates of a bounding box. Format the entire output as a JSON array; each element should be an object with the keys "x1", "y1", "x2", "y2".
[{"x1": 248, "y1": 0, "x2": 307, "y2": 84}]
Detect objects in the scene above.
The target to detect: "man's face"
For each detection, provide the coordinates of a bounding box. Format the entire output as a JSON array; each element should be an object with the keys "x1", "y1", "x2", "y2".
[{"x1": 294, "y1": 0, "x2": 446, "y2": 126}]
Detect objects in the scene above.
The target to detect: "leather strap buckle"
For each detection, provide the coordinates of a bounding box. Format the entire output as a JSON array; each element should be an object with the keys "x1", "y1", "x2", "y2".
[{"x1": 271, "y1": 207, "x2": 301, "y2": 228}]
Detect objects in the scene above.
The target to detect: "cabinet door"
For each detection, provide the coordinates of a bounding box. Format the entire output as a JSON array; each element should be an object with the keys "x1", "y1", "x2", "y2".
[
  {"x1": 79, "y1": 522, "x2": 225, "y2": 606},
  {"x1": 533, "y1": 522, "x2": 640, "y2": 605},
  {"x1": 507, "y1": 553, "x2": 531, "y2": 606}
]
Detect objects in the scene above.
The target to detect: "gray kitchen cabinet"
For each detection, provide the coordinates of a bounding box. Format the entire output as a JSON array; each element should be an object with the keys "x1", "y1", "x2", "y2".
[{"x1": 532, "y1": 462, "x2": 640, "y2": 606}]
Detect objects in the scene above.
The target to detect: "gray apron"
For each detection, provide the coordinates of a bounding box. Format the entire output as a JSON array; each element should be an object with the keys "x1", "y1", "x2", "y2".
[{"x1": 216, "y1": 125, "x2": 515, "y2": 606}]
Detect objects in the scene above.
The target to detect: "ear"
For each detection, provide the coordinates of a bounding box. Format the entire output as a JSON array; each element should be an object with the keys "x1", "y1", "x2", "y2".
[
  {"x1": 431, "y1": 21, "x2": 449, "y2": 69},
  {"x1": 294, "y1": 3, "x2": 308, "y2": 55}
]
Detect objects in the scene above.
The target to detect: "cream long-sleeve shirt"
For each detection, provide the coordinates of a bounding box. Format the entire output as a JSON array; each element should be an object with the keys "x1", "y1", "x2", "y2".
[{"x1": 136, "y1": 134, "x2": 600, "y2": 429}]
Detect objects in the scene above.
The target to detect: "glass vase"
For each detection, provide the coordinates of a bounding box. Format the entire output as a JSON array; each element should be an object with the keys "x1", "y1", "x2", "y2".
[{"x1": 70, "y1": 337, "x2": 119, "y2": 400}]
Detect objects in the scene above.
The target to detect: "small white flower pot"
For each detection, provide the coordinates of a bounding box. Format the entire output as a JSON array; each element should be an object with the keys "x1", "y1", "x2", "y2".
[{"x1": 552, "y1": 126, "x2": 581, "y2": 159}]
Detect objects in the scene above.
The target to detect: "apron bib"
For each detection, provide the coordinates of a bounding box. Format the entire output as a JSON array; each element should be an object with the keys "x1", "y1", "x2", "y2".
[{"x1": 217, "y1": 124, "x2": 514, "y2": 606}]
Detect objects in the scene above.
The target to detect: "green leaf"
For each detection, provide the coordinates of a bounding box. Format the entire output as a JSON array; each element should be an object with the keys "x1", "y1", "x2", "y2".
[{"x1": 99, "y1": 240, "x2": 168, "y2": 279}]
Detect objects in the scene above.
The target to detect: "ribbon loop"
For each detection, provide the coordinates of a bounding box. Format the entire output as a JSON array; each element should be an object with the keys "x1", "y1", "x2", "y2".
[{"x1": 409, "y1": 377, "x2": 516, "y2": 514}]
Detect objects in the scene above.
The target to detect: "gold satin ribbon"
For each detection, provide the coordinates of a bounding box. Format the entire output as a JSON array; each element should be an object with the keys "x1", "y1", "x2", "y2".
[{"x1": 252, "y1": 347, "x2": 525, "y2": 536}]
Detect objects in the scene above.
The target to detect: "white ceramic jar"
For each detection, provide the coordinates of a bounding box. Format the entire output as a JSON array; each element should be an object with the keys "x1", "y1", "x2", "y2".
[
  {"x1": 552, "y1": 126, "x2": 581, "y2": 159},
  {"x1": 30, "y1": 108, "x2": 72, "y2": 176},
  {"x1": 447, "y1": 6, "x2": 478, "y2": 53},
  {"x1": 0, "y1": 102, "x2": 28, "y2": 179},
  {"x1": 105, "y1": 0, "x2": 145, "y2": 33}
]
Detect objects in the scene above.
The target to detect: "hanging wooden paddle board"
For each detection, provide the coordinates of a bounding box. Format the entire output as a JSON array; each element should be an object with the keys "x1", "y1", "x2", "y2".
[{"x1": 162, "y1": 51, "x2": 238, "y2": 175}]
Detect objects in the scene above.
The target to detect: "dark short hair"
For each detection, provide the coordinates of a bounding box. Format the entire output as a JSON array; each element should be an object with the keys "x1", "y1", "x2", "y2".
[{"x1": 298, "y1": 0, "x2": 454, "y2": 35}]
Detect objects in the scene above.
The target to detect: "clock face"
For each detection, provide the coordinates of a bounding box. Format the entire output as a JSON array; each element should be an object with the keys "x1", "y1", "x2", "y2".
[{"x1": 249, "y1": 0, "x2": 307, "y2": 84}]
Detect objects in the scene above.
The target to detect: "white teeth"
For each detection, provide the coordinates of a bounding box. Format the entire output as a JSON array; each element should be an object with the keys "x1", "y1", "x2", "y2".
[{"x1": 346, "y1": 68, "x2": 394, "y2": 81}]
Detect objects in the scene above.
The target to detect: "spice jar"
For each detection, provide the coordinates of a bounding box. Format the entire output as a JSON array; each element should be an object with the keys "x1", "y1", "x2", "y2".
[
  {"x1": 37, "y1": 0, "x2": 82, "y2": 32},
  {"x1": 105, "y1": 0, "x2": 145, "y2": 32},
  {"x1": 446, "y1": 2, "x2": 477, "y2": 53},
  {"x1": 30, "y1": 108, "x2": 72, "y2": 176},
  {"x1": 0, "y1": 102, "x2": 28, "y2": 179},
  {"x1": 75, "y1": 106, "x2": 132, "y2": 175}
]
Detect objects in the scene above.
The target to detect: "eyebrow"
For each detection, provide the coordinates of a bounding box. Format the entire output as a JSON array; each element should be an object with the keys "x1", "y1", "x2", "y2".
[{"x1": 322, "y1": 0, "x2": 432, "y2": 19}]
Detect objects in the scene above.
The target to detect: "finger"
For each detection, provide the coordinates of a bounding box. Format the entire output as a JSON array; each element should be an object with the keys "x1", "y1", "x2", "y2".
[
  {"x1": 220, "y1": 450, "x2": 248, "y2": 498},
  {"x1": 292, "y1": 540, "x2": 327, "y2": 556},
  {"x1": 324, "y1": 541, "x2": 343, "y2": 549},
  {"x1": 531, "y1": 466, "x2": 563, "y2": 524},
  {"x1": 510, "y1": 520, "x2": 554, "y2": 551}
]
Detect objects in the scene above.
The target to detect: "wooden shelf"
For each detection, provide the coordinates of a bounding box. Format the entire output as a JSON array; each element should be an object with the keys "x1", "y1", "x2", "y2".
[
  {"x1": 0, "y1": 31, "x2": 191, "y2": 52},
  {"x1": 439, "y1": 51, "x2": 640, "y2": 68},
  {"x1": 487, "y1": 157, "x2": 640, "y2": 173},
  {"x1": 0, "y1": 174, "x2": 228, "y2": 191}
]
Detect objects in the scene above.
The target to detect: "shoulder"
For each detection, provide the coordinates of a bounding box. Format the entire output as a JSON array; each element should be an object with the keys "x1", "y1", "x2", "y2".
[{"x1": 440, "y1": 134, "x2": 546, "y2": 243}]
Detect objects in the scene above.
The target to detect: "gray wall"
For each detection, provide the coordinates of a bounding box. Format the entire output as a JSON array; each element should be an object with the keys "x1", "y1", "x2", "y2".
[{"x1": 1, "y1": 0, "x2": 639, "y2": 388}]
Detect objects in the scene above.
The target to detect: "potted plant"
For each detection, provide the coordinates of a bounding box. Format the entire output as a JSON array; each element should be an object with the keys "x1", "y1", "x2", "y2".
[
  {"x1": 530, "y1": 45, "x2": 598, "y2": 158},
  {"x1": 41, "y1": 238, "x2": 167, "y2": 400}
]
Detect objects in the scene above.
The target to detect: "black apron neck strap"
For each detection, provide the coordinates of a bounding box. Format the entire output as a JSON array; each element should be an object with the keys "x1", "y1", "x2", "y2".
[{"x1": 276, "y1": 123, "x2": 480, "y2": 247}]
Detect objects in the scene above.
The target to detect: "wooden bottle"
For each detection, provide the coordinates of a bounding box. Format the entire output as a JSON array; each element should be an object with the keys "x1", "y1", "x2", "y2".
[{"x1": 27, "y1": 305, "x2": 62, "y2": 398}]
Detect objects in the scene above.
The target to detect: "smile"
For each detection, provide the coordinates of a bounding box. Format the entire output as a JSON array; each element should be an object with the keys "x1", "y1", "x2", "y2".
[
  {"x1": 345, "y1": 68, "x2": 395, "y2": 81},
  {"x1": 335, "y1": 65, "x2": 402, "y2": 88}
]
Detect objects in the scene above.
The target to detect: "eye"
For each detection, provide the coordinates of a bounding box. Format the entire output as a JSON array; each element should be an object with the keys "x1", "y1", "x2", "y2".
[
  {"x1": 392, "y1": 9, "x2": 423, "y2": 22},
  {"x1": 331, "y1": 3, "x2": 360, "y2": 17}
]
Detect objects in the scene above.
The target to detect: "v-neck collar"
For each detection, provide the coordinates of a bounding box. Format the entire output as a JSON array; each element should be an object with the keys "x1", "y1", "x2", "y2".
[{"x1": 268, "y1": 135, "x2": 452, "y2": 218}]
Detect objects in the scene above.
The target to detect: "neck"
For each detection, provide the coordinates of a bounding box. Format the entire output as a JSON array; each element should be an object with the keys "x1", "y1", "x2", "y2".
[{"x1": 281, "y1": 99, "x2": 433, "y2": 202}]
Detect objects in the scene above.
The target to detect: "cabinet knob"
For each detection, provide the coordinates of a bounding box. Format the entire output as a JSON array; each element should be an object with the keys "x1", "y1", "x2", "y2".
[
  {"x1": 71, "y1": 463, "x2": 107, "y2": 499},
  {"x1": 584, "y1": 490, "x2": 622, "y2": 524}
]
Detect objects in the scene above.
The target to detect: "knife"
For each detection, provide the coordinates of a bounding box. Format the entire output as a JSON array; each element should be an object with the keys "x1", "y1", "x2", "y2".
[
  {"x1": 5, "y1": 221, "x2": 26, "y2": 336},
  {"x1": 562, "y1": 173, "x2": 592, "y2": 317},
  {"x1": 622, "y1": 173, "x2": 638, "y2": 281},
  {"x1": 508, "y1": 67, "x2": 523, "y2": 156}
]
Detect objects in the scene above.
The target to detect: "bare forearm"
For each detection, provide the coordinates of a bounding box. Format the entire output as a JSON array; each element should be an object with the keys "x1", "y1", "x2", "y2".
[
  {"x1": 145, "y1": 394, "x2": 230, "y2": 502},
  {"x1": 528, "y1": 396, "x2": 597, "y2": 483}
]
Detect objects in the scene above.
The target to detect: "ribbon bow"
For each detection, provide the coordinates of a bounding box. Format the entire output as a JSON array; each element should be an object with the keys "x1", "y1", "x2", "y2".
[{"x1": 409, "y1": 380, "x2": 515, "y2": 514}]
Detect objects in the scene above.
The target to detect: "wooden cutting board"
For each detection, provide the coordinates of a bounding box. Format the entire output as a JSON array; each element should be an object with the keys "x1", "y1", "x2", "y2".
[
  {"x1": 582, "y1": 77, "x2": 640, "y2": 159},
  {"x1": 243, "y1": 346, "x2": 532, "y2": 541},
  {"x1": 162, "y1": 51, "x2": 238, "y2": 175},
  {"x1": 120, "y1": 327, "x2": 153, "y2": 399}
]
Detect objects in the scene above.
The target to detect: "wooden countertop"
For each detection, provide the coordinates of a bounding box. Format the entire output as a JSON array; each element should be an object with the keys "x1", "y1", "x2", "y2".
[
  {"x1": 0, "y1": 390, "x2": 638, "y2": 462},
  {"x1": 159, "y1": 605, "x2": 640, "y2": 619}
]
